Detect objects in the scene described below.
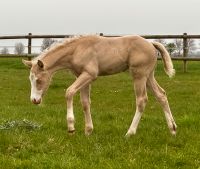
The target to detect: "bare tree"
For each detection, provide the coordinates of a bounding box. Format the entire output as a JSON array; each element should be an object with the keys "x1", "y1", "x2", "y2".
[
  {"x1": 187, "y1": 39, "x2": 197, "y2": 55},
  {"x1": 154, "y1": 39, "x2": 166, "y2": 45},
  {"x1": 174, "y1": 39, "x2": 183, "y2": 57},
  {"x1": 15, "y1": 42, "x2": 25, "y2": 54},
  {"x1": 166, "y1": 42, "x2": 176, "y2": 56},
  {"x1": 1, "y1": 47, "x2": 9, "y2": 54},
  {"x1": 41, "y1": 38, "x2": 57, "y2": 51}
]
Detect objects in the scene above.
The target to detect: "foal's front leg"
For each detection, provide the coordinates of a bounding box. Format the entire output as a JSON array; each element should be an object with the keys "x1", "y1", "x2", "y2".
[
  {"x1": 65, "y1": 72, "x2": 94, "y2": 134},
  {"x1": 80, "y1": 85, "x2": 93, "y2": 135}
]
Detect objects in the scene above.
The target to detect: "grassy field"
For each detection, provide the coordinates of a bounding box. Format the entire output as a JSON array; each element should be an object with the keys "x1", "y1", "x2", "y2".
[{"x1": 0, "y1": 58, "x2": 200, "y2": 169}]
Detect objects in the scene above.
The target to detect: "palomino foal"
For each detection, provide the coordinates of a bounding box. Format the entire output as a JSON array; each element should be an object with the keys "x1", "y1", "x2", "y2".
[{"x1": 23, "y1": 35, "x2": 177, "y2": 137}]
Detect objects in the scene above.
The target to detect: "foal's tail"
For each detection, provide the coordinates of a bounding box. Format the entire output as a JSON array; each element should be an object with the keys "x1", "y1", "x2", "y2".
[{"x1": 152, "y1": 42, "x2": 175, "y2": 78}]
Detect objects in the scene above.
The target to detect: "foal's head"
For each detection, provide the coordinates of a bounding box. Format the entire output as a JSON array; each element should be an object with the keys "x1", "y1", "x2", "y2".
[{"x1": 22, "y1": 59, "x2": 51, "y2": 104}]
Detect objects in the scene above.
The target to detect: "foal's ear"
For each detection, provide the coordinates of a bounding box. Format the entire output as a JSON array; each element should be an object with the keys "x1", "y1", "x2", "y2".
[
  {"x1": 37, "y1": 60, "x2": 44, "y2": 70},
  {"x1": 22, "y1": 59, "x2": 32, "y2": 68}
]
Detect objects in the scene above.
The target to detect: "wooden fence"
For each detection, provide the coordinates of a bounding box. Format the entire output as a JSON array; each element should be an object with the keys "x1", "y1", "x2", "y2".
[{"x1": 0, "y1": 32, "x2": 200, "y2": 72}]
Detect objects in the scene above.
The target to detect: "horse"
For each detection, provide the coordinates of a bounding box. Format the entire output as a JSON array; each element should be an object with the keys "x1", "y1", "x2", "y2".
[{"x1": 22, "y1": 35, "x2": 177, "y2": 137}]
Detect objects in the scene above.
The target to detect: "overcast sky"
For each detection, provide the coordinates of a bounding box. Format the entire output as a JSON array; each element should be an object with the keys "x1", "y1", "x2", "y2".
[{"x1": 1, "y1": 0, "x2": 200, "y2": 35}]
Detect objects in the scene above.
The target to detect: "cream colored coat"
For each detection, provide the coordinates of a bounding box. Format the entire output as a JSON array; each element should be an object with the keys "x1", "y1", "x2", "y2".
[{"x1": 23, "y1": 35, "x2": 177, "y2": 137}]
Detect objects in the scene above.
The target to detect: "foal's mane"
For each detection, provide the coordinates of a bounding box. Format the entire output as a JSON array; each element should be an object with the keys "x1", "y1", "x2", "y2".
[{"x1": 32, "y1": 35, "x2": 83, "y2": 62}]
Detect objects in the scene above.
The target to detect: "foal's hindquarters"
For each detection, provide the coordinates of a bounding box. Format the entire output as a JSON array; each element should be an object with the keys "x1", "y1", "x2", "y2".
[{"x1": 125, "y1": 41, "x2": 177, "y2": 137}]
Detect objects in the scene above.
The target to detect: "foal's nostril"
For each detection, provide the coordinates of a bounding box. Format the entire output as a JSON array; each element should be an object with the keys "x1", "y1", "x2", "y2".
[{"x1": 32, "y1": 98, "x2": 41, "y2": 104}]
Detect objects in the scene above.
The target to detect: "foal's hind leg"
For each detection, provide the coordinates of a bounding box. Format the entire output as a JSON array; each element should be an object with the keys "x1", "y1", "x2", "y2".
[
  {"x1": 147, "y1": 73, "x2": 177, "y2": 135},
  {"x1": 126, "y1": 75, "x2": 148, "y2": 137}
]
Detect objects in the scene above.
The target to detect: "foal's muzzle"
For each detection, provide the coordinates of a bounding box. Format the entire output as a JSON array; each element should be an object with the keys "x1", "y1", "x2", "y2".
[{"x1": 32, "y1": 98, "x2": 41, "y2": 105}]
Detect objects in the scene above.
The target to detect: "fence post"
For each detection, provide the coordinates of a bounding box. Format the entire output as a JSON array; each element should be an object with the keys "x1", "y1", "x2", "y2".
[
  {"x1": 183, "y1": 33, "x2": 188, "y2": 72},
  {"x1": 28, "y1": 33, "x2": 32, "y2": 60}
]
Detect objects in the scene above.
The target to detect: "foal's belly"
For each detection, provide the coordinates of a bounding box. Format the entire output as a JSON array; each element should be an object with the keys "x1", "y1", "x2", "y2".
[{"x1": 98, "y1": 59, "x2": 128, "y2": 76}]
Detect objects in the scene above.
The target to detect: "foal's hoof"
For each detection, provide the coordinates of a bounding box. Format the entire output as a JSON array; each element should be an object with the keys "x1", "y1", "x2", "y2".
[
  {"x1": 125, "y1": 133, "x2": 131, "y2": 138},
  {"x1": 125, "y1": 129, "x2": 137, "y2": 138},
  {"x1": 125, "y1": 133, "x2": 133, "y2": 138},
  {"x1": 170, "y1": 124, "x2": 177, "y2": 136},
  {"x1": 85, "y1": 127, "x2": 93, "y2": 136},
  {"x1": 68, "y1": 129, "x2": 75, "y2": 135}
]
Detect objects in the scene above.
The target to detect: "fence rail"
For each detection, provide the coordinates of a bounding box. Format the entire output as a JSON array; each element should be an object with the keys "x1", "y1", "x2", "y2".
[
  {"x1": 0, "y1": 32, "x2": 200, "y2": 72},
  {"x1": 1, "y1": 34, "x2": 200, "y2": 39}
]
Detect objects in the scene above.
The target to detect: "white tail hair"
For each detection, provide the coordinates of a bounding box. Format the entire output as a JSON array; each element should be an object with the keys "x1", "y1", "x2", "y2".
[{"x1": 152, "y1": 42, "x2": 175, "y2": 78}]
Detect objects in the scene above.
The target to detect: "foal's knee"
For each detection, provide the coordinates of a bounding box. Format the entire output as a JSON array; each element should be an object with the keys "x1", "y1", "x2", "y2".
[{"x1": 65, "y1": 88, "x2": 75, "y2": 100}]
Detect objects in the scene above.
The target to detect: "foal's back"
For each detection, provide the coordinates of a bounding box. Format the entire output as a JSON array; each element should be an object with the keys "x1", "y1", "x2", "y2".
[{"x1": 73, "y1": 35, "x2": 157, "y2": 76}]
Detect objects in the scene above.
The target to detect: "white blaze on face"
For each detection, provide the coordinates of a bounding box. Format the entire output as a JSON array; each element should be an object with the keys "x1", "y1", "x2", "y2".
[{"x1": 29, "y1": 72, "x2": 43, "y2": 102}]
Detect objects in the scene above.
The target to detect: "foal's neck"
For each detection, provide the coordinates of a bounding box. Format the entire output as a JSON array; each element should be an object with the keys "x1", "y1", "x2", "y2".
[{"x1": 42, "y1": 43, "x2": 75, "y2": 73}]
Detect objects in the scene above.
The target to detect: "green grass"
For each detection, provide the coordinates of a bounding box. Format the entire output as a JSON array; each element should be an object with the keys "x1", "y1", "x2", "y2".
[{"x1": 0, "y1": 58, "x2": 200, "y2": 169}]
